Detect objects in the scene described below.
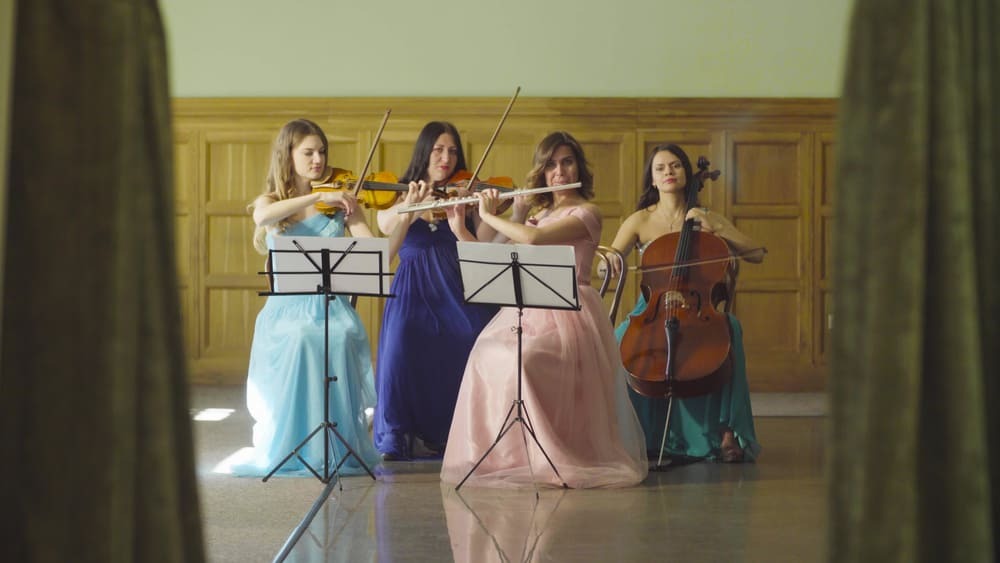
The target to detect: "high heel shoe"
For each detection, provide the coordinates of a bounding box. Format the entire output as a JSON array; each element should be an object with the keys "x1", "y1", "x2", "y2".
[
  {"x1": 380, "y1": 433, "x2": 412, "y2": 462},
  {"x1": 720, "y1": 429, "x2": 744, "y2": 463},
  {"x1": 409, "y1": 436, "x2": 445, "y2": 459},
  {"x1": 423, "y1": 440, "x2": 446, "y2": 455},
  {"x1": 381, "y1": 451, "x2": 407, "y2": 462}
]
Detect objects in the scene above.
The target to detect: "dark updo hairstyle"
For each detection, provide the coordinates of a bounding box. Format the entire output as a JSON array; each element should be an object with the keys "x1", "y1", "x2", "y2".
[
  {"x1": 635, "y1": 143, "x2": 696, "y2": 211},
  {"x1": 399, "y1": 121, "x2": 468, "y2": 184}
]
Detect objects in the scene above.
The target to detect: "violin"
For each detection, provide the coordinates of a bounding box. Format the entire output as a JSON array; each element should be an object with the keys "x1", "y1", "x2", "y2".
[
  {"x1": 619, "y1": 157, "x2": 735, "y2": 398},
  {"x1": 438, "y1": 169, "x2": 516, "y2": 194},
  {"x1": 423, "y1": 170, "x2": 518, "y2": 219},
  {"x1": 310, "y1": 167, "x2": 406, "y2": 212},
  {"x1": 310, "y1": 109, "x2": 402, "y2": 213}
]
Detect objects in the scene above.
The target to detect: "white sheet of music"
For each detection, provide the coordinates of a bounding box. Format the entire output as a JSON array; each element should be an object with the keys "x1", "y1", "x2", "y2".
[
  {"x1": 270, "y1": 236, "x2": 390, "y2": 296},
  {"x1": 456, "y1": 242, "x2": 579, "y2": 310}
]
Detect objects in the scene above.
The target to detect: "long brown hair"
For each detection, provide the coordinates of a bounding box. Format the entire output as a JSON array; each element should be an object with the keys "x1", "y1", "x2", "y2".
[
  {"x1": 248, "y1": 119, "x2": 329, "y2": 254},
  {"x1": 524, "y1": 131, "x2": 594, "y2": 209},
  {"x1": 399, "y1": 121, "x2": 467, "y2": 183}
]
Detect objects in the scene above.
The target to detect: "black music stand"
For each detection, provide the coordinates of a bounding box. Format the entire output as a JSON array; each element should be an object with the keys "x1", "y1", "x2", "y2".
[
  {"x1": 453, "y1": 242, "x2": 580, "y2": 491},
  {"x1": 258, "y1": 235, "x2": 391, "y2": 562}
]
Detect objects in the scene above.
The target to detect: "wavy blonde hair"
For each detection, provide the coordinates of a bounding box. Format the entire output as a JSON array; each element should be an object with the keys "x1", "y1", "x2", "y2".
[
  {"x1": 248, "y1": 119, "x2": 329, "y2": 254},
  {"x1": 524, "y1": 131, "x2": 595, "y2": 209}
]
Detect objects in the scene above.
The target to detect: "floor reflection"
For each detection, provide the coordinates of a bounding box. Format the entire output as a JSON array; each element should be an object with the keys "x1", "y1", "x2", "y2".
[
  {"x1": 441, "y1": 484, "x2": 681, "y2": 563},
  {"x1": 443, "y1": 487, "x2": 567, "y2": 563},
  {"x1": 200, "y1": 414, "x2": 826, "y2": 562},
  {"x1": 286, "y1": 482, "x2": 377, "y2": 562}
]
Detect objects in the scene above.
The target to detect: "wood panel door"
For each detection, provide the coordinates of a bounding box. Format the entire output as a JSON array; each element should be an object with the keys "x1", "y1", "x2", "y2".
[{"x1": 725, "y1": 131, "x2": 822, "y2": 390}]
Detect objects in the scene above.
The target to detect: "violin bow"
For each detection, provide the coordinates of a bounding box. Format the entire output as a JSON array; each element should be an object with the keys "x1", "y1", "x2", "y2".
[
  {"x1": 351, "y1": 108, "x2": 392, "y2": 198},
  {"x1": 461, "y1": 86, "x2": 520, "y2": 193},
  {"x1": 627, "y1": 247, "x2": 768, "y2": 274}
]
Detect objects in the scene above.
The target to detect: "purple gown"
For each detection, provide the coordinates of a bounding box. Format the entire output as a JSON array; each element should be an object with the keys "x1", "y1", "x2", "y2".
[{"x1": 374, "y1": 218, "x2": 498, "y2": 457}]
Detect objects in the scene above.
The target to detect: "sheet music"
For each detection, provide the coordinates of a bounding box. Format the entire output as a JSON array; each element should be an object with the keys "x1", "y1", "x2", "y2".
[
  {"x1": 270, "y1": 236, "x2": 390, "y2": 295},
  {"x1": 456, "y1": 242, "x2": 579, "y2": 310}
]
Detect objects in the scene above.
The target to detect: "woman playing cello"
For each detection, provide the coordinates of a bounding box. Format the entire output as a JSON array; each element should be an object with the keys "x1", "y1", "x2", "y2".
[{"x1": 610, "y1": 143, "x2": 764, "y2": 463}]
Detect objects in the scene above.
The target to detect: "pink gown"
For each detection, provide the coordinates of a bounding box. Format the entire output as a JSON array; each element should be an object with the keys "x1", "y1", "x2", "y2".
[{"x1": 440, "y1": 205, "x2": 648, "y2": 489}]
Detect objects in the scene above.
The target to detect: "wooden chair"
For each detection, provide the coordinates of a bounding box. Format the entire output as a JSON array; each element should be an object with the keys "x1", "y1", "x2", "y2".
[{"x1": 594, "y1": 245, "x2": 627, "y2": 325}]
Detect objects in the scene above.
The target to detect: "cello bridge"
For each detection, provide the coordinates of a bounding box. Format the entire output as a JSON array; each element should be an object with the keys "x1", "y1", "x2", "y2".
[{"x1": 662, "y1": 290, "x2": 688, "y2": 310}]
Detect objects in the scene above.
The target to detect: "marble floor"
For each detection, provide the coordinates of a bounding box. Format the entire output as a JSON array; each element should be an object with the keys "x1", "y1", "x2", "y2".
[{"x1": 192, "y1": 385, "x2": 826, "y2": 562}]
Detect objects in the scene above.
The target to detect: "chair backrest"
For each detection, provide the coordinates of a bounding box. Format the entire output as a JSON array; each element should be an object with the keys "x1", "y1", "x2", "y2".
[
  {"x1": 711, "y1": 258, "x2": 740, "y2": 314},
  {"x1": 594, "y1": 245, "x2": 627, "y2": 324}
]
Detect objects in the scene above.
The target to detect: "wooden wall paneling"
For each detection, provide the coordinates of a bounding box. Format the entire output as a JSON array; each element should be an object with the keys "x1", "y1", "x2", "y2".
[
  {"x1": 726, "y1": 130, "x2": 818, "y2": 390},
  {"x1": 796, "y1": 130, "x2": 825, "y2": 390},
  {"x1": 173, "y1": 128, "x2": 198, "y2": 365},
  {"x1": 464, "y1": 125, "x2": 539, "y2": 189},
  {"x1": 815, "y1": 132, "x2": 836, "y2": 366},
  {"x1": 578, "y1": 129, "x2": 635, "y2": 223},
  {"x1": 171, "y1": 98, "x2": 837, "y2": 390},
  {"x1": 198, "y1": 128, "x2": 273, "y2": 379},
  {"x1": 575, "y1": 129, "x2": 635, "y2": 308}
]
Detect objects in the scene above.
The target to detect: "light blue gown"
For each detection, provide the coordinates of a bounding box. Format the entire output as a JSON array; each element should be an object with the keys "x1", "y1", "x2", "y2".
[
  {"x1": 615, "y1": 294, "x2": 761, "y2": 461},
  {"x1": 230, "y1": 212, "x2": 380, "y2": 477}
]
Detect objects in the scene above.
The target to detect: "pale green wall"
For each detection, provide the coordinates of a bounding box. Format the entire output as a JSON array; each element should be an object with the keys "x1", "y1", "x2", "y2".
[{"x1": 162, "y1": 0, "x2": 853, "y2": 98}]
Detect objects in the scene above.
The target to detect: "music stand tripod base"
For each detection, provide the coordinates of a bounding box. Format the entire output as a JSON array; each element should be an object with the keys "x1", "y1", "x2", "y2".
[{"x1": 454, "y1": 242, "x2": 581, "y2": 491}]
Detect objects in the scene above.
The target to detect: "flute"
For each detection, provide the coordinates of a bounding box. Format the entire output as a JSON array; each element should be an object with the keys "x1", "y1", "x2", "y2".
[{"x1": 395, "y1": 182, "x2": 583, "y2": 214}]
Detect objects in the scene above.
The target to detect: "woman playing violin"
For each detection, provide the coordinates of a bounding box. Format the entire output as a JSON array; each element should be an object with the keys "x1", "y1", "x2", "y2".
[
  {"x1": 440, "y1": 131, "x2": 647, "y2": 489},
  {"x1": 610, "y1": 143, "x2": 764, "y2": 463},
  {"x1": 372, "y1": 121, "x2": 499, "y2": 461},
  {"x1": 377, "y1": 122, "x2": 496, "y2": 239},
  {"x1": 230, "y1": 118, "x2": 380, "y2": 476}
]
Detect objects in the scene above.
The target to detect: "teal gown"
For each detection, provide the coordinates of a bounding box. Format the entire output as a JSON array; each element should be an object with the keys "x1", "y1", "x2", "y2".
[
  {"x1": 615, "y1": 294, "x2": 761, "y2": 461},
  {"x1": 229, "y1": 212, "x2": 380, "y2": 477}
]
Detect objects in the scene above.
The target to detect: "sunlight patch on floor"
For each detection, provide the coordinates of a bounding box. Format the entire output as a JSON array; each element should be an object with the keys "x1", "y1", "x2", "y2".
[{"x1": 191, "y1": 408, "x2": 235, "y2": 421}]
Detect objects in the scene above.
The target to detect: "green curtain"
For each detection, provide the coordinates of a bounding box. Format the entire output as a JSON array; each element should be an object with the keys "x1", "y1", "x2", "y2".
[
  {"x1": 830, "y1": 0, "x2": 998, "y2": 562},
  {"x1": 0, "y1": 1, "x2": 205, "y2": 562}
]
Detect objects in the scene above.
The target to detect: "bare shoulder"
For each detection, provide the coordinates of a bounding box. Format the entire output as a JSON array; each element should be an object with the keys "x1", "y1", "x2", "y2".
[
  {"x1": 621, "y1": 206, "x2": 654, "y2": 228},
  {"x1": 576, "y1": 201, "x2": 602, "y2": 219}
]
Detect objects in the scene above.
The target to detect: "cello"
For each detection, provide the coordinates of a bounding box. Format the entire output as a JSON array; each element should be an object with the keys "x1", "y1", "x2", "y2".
[{"x1": 619, "y1": 157, "x2": 735, "y2": 399}]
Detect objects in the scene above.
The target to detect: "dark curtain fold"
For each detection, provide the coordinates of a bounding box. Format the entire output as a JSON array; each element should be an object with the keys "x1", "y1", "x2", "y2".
[
  {"x1": 830, "y1": 0, "x2": 998, "y2": 562},
  {"x1": 0, "y1": 1, "x2": 205, "y2": 561}
]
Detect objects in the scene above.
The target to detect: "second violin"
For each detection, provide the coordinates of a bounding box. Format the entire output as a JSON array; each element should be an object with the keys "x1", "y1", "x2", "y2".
[{"x1": 311, "y1": 167, "x2": 407, "y2": 212}]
